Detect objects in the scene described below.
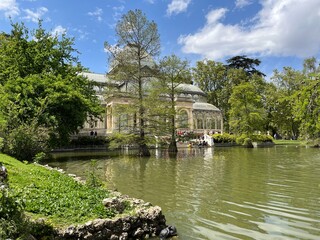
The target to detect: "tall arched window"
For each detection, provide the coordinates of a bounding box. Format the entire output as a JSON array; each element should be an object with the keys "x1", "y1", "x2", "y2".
[
  {"x1": 197, "y1": 118, "x2": 203, "y2": 129},
  {"x1": 206, "y1": 118, "x2": 213, "y2": 129},
  {"x1": 177, "y1": 110, "x2": 189, "y2": 128}
]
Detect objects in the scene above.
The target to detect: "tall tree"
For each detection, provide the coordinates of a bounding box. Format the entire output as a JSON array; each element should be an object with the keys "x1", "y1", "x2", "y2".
[
  {"x1": 303, "y1": 57, "x2": 318, "y2": 75},
  {"x1": 271, "y1": 67, "x2": 304, "y2": 139},
  {"x1": 228, "y1": 82, "x2": 265, "y2": 134},
  {"x1": 157, "y1": 54, "x2": 191, "y2": 153},
  {"x1": 192, "y1": 60, "x2": 227, "y2": 108},
  {"x1": 104, "y1": 9, "x2": 160, "y2": 156},
  {"x1": 0, "y1": 22, "x2": 102, "y2": 160},
  {"x1": 226, "y1": 55, "x2": 265, "y2": 77},
  {"x1": 294, "y1": 73, "x2": 320, "y2": 139}
]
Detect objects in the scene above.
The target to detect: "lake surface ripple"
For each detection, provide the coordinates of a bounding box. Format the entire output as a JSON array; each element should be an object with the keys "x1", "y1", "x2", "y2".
[{"x1": 50, "y1": 146, "x2": 320, "y2": 240}]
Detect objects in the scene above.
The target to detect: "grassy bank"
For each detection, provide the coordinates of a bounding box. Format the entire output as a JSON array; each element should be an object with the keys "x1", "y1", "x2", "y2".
[
  {"x1": 274, "y1": 140, "x2": 304, "y2": 146},
  {"x1": 1, "y1": 154, "x2": 117, "y2": 228}
]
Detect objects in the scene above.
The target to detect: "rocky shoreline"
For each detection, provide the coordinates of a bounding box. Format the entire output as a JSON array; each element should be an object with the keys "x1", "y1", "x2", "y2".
[
  {"x1": 57, "y1": 196, "x2": 166, "y2": 239},
  {"x1": 39, "y1": 164, "x2": 172, "y2": 239},
  {"x1": 1, "y1": 162, "x2": 175, "y2": 239}
]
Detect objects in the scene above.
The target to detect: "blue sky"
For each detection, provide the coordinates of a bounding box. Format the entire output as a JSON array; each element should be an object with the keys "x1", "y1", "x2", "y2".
[{"x1": 1, "y1": 0, "x2": 320, "y2": 79}]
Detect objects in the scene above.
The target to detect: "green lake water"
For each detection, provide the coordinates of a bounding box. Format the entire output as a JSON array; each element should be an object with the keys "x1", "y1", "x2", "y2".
[{"x1": 49, "y1": 146, "x2": 320, "y2": 240}]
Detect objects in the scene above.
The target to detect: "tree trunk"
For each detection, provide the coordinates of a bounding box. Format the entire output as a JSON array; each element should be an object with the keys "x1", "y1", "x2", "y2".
[
  {"x1": 168, "y1": 139, "x2": 178, "y2": 153},
  {"x1": 138, "y1": 143, "x2": 150, "y2": 157}
]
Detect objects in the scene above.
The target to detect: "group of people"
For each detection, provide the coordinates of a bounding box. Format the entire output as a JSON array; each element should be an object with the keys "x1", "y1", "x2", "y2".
[{"x1": 90, "y1": 130, "x2": 98, "y2": 137}]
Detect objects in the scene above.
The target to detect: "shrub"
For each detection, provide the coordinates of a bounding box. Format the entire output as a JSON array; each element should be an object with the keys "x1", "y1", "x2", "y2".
[
  {"x1": 236, "y1": 134, "x2": 273, "y2": 145},
  {"x1": 212, "y1": 133, "x2": 236, "y2": 144},
  {"x1": 0, "y1": 188, "x2": 26, "y2": 239},
  {"x1": 4, "y1": 124, "x2": 49, "y2": 162},
  {"x1": 33, "y1": 152, "x2": 47, "y2": 163},
  {"x1": 236, "y1": 134, "x2": 247, "y2": 145},
  {"x1": 251, "y1": 134, "x2": 273, "y2": 143}
]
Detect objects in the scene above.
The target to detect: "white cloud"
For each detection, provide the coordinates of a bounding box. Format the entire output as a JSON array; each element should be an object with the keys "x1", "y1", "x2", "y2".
[
  {"x1": 88, "y1": 8, "x2": 103, "y2": 22},
  {"x1": 179, "y1": 0, "x2": 320, "y2": 60},
  {"x1": 23, "y1": 7, "x2": 48, "y2": 22},
  {"x1": 107, "y1": 5, "x2": 124, "y2": 29},
  {"x1": 167, "y1": 0, "x2": 191, "y2": 16},
  {"x1": 52, "y1": 25, "x2": 66, "y2": 36},
  {"x1": 0, "y1": 0, "x2": 20, "y2": 18},
  {"x1": 73, "y1": 28, "x2": 89, "y2": 40},
  {"x1": 235, "y1": 0, "x2": 252, "y2": 9}
]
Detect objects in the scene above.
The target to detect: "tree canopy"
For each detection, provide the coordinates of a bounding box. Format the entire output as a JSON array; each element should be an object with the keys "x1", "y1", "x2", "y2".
[{"x1": 0, "y1": 21, "x2": 102, "y2": 160}]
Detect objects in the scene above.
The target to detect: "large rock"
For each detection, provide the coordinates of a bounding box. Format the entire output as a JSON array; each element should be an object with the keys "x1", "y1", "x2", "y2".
[{"x1": 56, "y1": 194, "x2": 167, "y2": 239}]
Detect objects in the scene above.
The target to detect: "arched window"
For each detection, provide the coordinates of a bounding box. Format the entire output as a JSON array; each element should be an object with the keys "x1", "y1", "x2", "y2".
[
  {"x1": 177, "y1": 110, "x2": 189, "y2": 128},
  {"x1": 206, "y1": 118, "x2": 213, "y2": 129},
  {"x1": 197, "y1": 118, "x2": 203, "y2": 129}
]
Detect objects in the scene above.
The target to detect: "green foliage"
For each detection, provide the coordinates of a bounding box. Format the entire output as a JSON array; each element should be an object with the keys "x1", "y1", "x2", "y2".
[
  {"x1": 0, "y1": 21, "x2": 102, "y2": 158},
  {"x1": 86, "y1": 160, "x2": 104, "y2": 188},
  {"x1": 108, "y1": 133, "x2": 139, "y2": 149},
  {"x1": 236, "y1": 134, "x2": 273, "y2": 145},
  {"x1": 27, "y1": 219, "x2": 56, "y2": 239},
  {"x1": 4, "y1": 123, "x2": 49, "y2": 162},
  {"x1": 155, "y1": 54, "x2": 191, "y2": 152},
  {"x1": 243, "y1": 138, "x2": 253, "y2": 148},
  {"x1": 236, "y1": 134, "x2": 247, "y2": 145},
  {"x1": 33, "y1": 152, "x2": 47, "y2": 164},
  {"x1": 0, "y1": 188, "x2": 25, "y2": 239},
  {"x1": 229, "y1": 82, "x2": 265, "y2": 134},
  {"x1": 192, "y1": 60, "x2": 230, "y2": 129},
  {"x1": 0, "y1": 137, "x2": 4, "y2": 152},
  {"x1": 14, "y1": 169, "x2": 114, "y2": 225},
  {"x1": 293, "y1": 75, "x2": 320, "y2": 139},
  {"x1": 250, "y1": 134, "x2": 273, "y2": 143},
  {"x1": 212, "y1": 133, "x2": 236, "y2": 144},
  {"x1": 1, "y1": 154, "x2": 116, "y2": 227},
  {"x1": 226, "y1": 55, "x2": 265, "y2": 77}
]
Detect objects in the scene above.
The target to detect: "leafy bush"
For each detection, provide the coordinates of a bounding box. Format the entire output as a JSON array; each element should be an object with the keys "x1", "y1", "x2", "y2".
[
  {"x1": 212, "y1": 133, "x2": 236, "y2": 144},
  {"x1": 236, "y1": 134, "x2": 247, "y2": 145},
  {"x1": 0, "y1": 188, "x2": 25, "y2": 239},
  {"x1": 250, "y1": 134, "x2": 274, "y2": 143},
  {"x1": 4, "y1": 124, "x2": 49, "y2": 162},
  {"x1": 236, "y1": 134, "x2": 273, "y2": 145},
  {"x1": 33, "y1": 152, "x2": 47, "y2": 163}
]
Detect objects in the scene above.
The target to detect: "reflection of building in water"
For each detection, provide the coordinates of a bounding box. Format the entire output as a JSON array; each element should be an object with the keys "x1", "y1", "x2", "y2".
[
  {"x1": 79, "y1": 70, "x2": 223, "y2": 136},
  {"x1": 203, "y1": 147, "x2": 213, "y2": 161}
]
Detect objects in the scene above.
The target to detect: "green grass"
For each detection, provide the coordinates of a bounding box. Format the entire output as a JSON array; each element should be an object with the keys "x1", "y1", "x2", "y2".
[
  {"x1": 274, "y1": 139, "x2": 304, "y2": 145},
  {"x1": 0, "y1": 154, "x2": 116, "y2": 227}
]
